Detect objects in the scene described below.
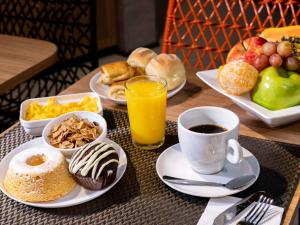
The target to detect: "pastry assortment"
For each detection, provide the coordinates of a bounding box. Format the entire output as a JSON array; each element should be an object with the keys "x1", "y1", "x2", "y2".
[
  {"x1": 3, "y1": 141, "x2": 120, "y2": 202},
  {"x1": 96, "y1": 47, "x2": 186, "y2": 101},
  {"x1": 4, "y1": 147, "x2": 75, "y2": 202},
  {"x1": 25, "y1": 96, "x2": 98, "y2": 121},
  {"x1": 48, "y1": 115, "x2": 102, "y2": 149},
  {"x1": 218, "y1": 29, "x2": 300, "y2": 110},
  {"x1": 69, "y1": 142, "x2": 119, "y2": 190}
]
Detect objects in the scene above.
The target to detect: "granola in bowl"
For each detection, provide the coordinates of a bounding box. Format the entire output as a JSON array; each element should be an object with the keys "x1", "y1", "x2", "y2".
[
  {"x1": 42, "y1": 111, "x2": 107, "y2": 157},
  {"x1": 48, "y1": 115, "x2": 102, "y2": 149}
]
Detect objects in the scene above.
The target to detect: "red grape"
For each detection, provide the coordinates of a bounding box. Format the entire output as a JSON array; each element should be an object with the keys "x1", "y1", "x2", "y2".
[
  {"x1": 253, "y1": 54, "x2": 269, "y2": 71},
  {"x1": 269, "y1": 54, "x2": 283, "y2": 67},
  {"x1": 262, "y1": 42, "x2": 277, "y2": 56},
  {"x1": 277, "y1": 41, "x2": 293, "y2": 57},
  {"x1": 285, "y1": 57, "x2": 299, "y2": 71}
]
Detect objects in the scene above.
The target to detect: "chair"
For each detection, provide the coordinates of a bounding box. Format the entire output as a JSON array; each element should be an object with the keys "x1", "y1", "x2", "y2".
[{"x1": 162, "y1": 0, "x2": 300, "y2": 69}]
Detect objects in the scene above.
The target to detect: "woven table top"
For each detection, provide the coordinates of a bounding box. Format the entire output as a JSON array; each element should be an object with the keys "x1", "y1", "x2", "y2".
[{"x1": 0, "y1": 109, "x2": 299, "y2": 225}]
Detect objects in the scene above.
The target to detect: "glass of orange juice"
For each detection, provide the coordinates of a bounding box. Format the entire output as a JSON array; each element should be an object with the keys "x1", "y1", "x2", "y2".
[{"x1": 125, "y1": 75, "x2": 167, "y2": 150}]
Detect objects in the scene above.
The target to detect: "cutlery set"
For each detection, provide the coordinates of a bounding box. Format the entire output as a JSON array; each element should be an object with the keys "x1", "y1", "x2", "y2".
[
  {"x1": 163, "y1": 174, "x2": 275, "y2": 224},
  {"x1": 237, "y1": 194, "x2": 274, "y2": 225},
  {"x1": 212, "y1": 191, "x2": 274, "y2": 225}
]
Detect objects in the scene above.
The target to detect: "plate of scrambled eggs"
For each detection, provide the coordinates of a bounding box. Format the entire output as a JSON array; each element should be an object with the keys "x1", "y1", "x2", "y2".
[{"x1": 20, "y1": 92, "x2": 102, "y2": 136}]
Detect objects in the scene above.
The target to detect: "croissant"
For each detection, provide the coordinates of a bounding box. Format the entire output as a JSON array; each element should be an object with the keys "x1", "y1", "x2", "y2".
[
  {"x1": 97, "y1": 61, "x2": 135, "y2": 85},
  {"x1": 108, "y1": 81, "x2": 126, "y2": 100}
]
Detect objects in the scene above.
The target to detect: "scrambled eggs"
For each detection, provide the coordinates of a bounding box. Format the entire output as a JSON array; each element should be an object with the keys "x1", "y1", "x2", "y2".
[{"x1": 25, "y1": 96, "x2": 98, "y2": 121}]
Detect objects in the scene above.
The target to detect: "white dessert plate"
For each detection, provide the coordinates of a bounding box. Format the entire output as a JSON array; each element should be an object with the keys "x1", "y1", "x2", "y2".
[
  {"x1": 0, "y1": 137, "x2": 127, "y2": 208},
  {"x1": 156, "y1": 143, "x2": 260, "y2": 198},
  {"x1": 89, "y1": 72, "x2": 186, "y2": 105},
  {"x1": 196, "y1": 69, "x2": 300, "y2": 127}
]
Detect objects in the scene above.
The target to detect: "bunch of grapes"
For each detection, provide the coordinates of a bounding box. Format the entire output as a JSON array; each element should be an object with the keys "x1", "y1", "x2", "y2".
[{"x1": 261, "y1": 41, "x2": 299, "y2": 71}]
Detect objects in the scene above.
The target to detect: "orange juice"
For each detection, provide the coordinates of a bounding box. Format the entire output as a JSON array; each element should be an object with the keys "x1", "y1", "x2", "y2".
[{"x1": 126, "y1": 76, "x2": 167, "y2": 149}]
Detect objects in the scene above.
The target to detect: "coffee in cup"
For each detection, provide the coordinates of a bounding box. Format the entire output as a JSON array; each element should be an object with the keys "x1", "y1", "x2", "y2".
[
  {"x1": 178, "y1": 106, "x2": 243, "y2": 174},
  {"x1": 188, "y1": 124, "x2": 227, "y2": 134}
]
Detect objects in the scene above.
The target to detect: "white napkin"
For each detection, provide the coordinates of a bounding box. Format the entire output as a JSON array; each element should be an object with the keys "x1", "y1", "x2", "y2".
[{"x1": 198, "y1": 196, "x2": 284, "y2": 225}]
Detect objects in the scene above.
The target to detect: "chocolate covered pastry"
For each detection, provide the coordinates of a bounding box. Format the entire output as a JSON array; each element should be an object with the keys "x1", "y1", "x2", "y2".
[{"x1": 69, "y1": 142, "x2": 119, "y2": 190}]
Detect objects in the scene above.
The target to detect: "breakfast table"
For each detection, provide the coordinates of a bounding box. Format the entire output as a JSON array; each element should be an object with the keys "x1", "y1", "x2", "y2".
[
  {"x1": 0, "y1": 68, "x2": 299, "y2": 225},
  {"x1": 66, "y1": 68, "x2": 299, "y2": 224}
]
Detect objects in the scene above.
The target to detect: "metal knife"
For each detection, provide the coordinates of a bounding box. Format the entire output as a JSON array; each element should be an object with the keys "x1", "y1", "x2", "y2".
[
  {"x1": 163, "y1": 175, "x2": 256, "y2": 190},
  {"x1": 212, "y1": 191, "x2": 264, "y2": 225}
]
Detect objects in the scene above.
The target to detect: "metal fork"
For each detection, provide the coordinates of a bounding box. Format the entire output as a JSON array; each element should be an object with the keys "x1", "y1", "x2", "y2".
[{"x1": 237, "y1": 194, "x2": 274, "y2": 225}]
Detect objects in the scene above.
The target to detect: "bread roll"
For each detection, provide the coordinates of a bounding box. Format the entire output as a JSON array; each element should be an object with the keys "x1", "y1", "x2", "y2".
[
  {"x1": 145, "y1": 53, "x2": 186, "y2": 91},
  {"x1": 127, "y1": 47, "x2": 157, "y2": 75},
  {"x1": 97, "y1": 61, "x2": 135, "y2": 85}
]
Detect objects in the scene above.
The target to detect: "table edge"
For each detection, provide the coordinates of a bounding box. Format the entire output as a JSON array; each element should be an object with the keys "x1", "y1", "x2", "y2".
[{"x1": 0, "y1": 35, "x2": 57, "y2": 94}]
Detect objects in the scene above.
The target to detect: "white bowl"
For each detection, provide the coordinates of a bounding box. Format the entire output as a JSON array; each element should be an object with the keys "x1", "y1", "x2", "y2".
[
  {"x1": 196, "y1": 69, "x2": 300, "y2": 127},
  {"x1": 42, "y1": 111, "x2": 107, "y2": 157},
  {"x1": 20, "y1": 92, "x2": 103, "y2": 136}
]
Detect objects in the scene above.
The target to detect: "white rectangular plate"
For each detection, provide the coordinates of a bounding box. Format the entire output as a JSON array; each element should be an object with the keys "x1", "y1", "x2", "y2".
[
  {"x1": 196, "y1": 69, "x2": 300, "y2": 127},
  {"x1": 20, "y1": 92, "x2": 102, "y2": 136}
]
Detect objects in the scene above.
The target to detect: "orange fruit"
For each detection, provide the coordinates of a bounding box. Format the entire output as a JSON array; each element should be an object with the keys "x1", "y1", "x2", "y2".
[
  {"x1": 218, "y1": 61, "x2": 259, "y2": 95},
  {"x1": 217, "y1": 65, "x2": 224, "y2": 80}
]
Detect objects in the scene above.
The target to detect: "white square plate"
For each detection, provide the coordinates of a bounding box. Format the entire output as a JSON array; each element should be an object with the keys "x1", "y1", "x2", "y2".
[
  {"x1": 196, "y1": 69, "x2": 300, "y2": 127},
  {"x1": 20, "y1": 92, "x2": 102, "y2": 136}
]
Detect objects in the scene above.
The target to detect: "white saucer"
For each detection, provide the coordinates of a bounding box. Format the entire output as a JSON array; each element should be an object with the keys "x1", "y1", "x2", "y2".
[
  {"x1": 156, "y1": 143, "x2": 260, "y2": 198},
  {"x1": 0, "y1": 137, "x2": 127, "y2": 208},
  {"x1": 89, "y1": 72, "x2": 186, "y2": 105}
]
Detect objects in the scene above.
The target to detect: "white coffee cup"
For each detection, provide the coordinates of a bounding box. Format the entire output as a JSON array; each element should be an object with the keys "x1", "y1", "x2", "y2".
[{"x1": 178, "y1": 106, "x2": 243, "y2": 174}]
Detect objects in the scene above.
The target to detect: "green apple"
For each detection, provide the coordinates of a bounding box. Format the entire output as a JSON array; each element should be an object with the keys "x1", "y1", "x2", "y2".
[{"x1": 252, "y1": 66, "x2": 300, "y2": 110}]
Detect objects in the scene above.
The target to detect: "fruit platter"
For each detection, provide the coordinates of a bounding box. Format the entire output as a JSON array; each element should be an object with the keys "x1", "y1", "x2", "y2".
[{"x1": 197, "y1": 26, "x2": 300, "y2": 127}]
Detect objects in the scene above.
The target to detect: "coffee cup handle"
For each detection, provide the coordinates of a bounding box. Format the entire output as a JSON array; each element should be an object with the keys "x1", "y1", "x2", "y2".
[{"x1": 226, "y1": 139, "x2": 243, "y2": 164}]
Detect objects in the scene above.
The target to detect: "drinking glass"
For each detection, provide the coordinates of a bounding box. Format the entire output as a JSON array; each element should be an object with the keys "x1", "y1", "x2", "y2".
[{"x1": 125, "y1": 75, "x2": 167, "y2": 149}]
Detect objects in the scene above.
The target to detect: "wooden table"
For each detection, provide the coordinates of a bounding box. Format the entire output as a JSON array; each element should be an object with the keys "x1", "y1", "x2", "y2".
[
  {"x1": 60, "y1": 68, "x2": 300, "y2": 225},
  {"x1": 0, "y1": 35, "x2": 57, "y2": 95}
]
